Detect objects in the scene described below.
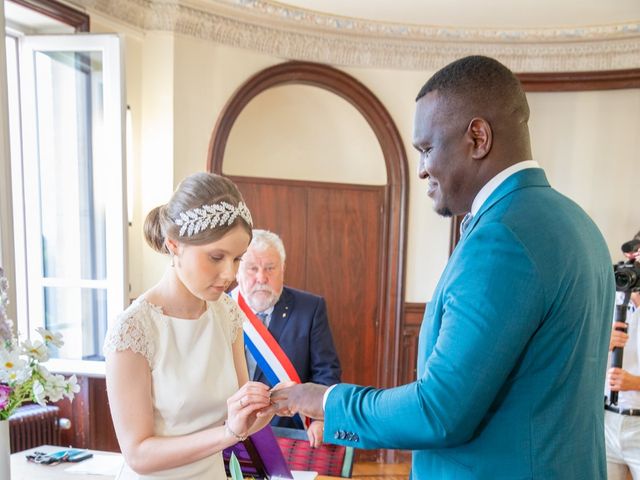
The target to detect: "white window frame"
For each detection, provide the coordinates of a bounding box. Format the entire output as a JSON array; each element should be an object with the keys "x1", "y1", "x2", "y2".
[{"x1": 8, "y1": 33, "x2": 127, "y2": 359}]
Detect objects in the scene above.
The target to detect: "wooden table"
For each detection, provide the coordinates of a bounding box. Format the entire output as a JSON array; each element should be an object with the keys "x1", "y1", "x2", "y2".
[
  {"x1": 11, "y1": 445, "x2": 410, "y2": 479},
  {"x1": 10, "y1": 445, "x2": 123, "y2": 479},
  {"x1": 349, "y1": 462, "x2": 410, "y2": 479}
]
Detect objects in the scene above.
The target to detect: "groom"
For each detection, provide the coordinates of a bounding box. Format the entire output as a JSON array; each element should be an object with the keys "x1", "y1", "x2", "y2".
[{"x1": 269, "y1": 55, "x2": 615, "y2": 479}]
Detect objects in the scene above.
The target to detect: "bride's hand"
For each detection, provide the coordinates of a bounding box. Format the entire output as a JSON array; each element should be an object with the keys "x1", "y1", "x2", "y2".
[
  {"x1": 256, "y1": 381, "x2": 298, "y2": 418},
  {"x1": 225, "y1": 381, "x2": 271, "y2": 440}
]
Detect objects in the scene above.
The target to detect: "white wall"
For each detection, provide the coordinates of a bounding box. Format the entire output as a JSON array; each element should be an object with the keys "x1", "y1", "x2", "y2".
[
  {"x1": 224, "y1": 84, "x2": 387, "y2": 185},
  {"x1": 89, "y1": 20, "x2": 640, "y2": 302},
  {"x1": 528, "y1": 89, "x2": 640, "y2": 256}
]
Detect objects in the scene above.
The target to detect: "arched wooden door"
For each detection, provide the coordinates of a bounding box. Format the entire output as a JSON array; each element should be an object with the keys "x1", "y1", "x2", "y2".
[{"x1": 208, "y1": 61, "x2": 408, "y2": 394}]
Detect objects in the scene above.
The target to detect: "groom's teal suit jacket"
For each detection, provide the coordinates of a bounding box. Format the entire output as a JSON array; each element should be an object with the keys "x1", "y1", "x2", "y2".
[{"x1": 324, "y1": 168, "x2": 615, "y2": 479}]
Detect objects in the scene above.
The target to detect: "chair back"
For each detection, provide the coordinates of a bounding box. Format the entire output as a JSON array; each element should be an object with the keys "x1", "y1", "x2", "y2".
[{"x1": 272, "y1": 426, "x2": 354, "y2": 478}]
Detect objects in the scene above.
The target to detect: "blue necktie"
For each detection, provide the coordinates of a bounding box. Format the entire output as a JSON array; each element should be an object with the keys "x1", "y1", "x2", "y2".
[
  {"x1": 256, "y1": 312, "x2": 269, "y2": 328},
  {"x1": 460, "y1": 213, "x2": 473, "y2": 236}
]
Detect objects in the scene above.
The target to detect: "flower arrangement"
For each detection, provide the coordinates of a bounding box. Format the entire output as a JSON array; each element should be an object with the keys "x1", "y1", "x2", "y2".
[{"x1": 0, "y1": 267, "x2": 80, "y2": 420}]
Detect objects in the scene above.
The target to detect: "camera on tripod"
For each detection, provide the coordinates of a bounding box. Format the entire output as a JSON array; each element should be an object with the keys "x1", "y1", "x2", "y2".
[
  {"x1": 607, "y1": 235, "x2": 640, "y2": 406},
  {"x1": 608, "y1": 236, "x2": 640, "y2": 405},
  {"x1": 614, "y1": 261, "x2": 640, "y2": 293},
  {"x1": 614, "y1": 237, "x2": 640, "y2": 293}
]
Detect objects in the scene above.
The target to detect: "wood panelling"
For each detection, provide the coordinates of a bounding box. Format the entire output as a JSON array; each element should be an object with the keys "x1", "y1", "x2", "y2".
[
  {"x1": 89, "y1": 377, "x2": 119, "y2": 452},
  {"x1": 449, "y1": 215, "x2": 463, "y2": 255},
  {"x1": 400, "y1": 325, "x2": 420, "y2": 385},
  {"x1": 233, "y1": 177, "x2": 384, "y2": 388},
  {"x1": 56, "y1": 376, "x2": 119, "y2": 452},
  {"x1": 232, "y1": 179, "x2": 309, "y2": 288},
  {"x1": 394, "y1": 303, "x2": 426, "y2": 463},
  {"x1": 399, "y1": 303, "x2": 425, "y2": 385},
  {"x1": 306, "y1": 187, "x2": 384, "y2": 387}
]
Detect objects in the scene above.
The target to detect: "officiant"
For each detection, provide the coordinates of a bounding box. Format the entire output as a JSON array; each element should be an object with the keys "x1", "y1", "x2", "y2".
[{"x1": 234, "y1": 229, "x2": 341, "y2": 447}]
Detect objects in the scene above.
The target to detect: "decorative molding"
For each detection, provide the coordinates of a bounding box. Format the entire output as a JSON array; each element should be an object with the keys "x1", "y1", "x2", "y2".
[{"x1": 67, "y1": 0, "x2": 640, "y2": 72}]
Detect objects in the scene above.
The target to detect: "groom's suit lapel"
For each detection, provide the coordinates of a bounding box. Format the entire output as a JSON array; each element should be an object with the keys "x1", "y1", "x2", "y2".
[
  {"x1": 461, "y1": 168, "x2": 550, "y2": 241},
  {"x1": 418, "y1": 168, "x2": 550, "y2": 375}
]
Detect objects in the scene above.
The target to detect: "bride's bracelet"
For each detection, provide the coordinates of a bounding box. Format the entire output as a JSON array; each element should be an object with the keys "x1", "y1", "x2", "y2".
[{"x1": 224, "y1": 421, "x2": 248, "y2": 442}]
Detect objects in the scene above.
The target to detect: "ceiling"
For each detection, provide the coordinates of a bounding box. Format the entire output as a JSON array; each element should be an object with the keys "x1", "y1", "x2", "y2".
[
  {"x1": 233, "y1": 0, "x2": 639, "y2": 29},
  {"x1": 12, "y1": 0, "x2": 636, "y2": 71}
]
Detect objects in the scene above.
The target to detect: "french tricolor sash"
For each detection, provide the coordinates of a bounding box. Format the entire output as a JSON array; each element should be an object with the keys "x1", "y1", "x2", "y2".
[{"x1": 230, "y1": 290, "x2": 311, "y2": 429}]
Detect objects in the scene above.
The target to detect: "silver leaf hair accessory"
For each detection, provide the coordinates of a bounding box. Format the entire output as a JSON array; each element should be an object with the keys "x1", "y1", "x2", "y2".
[{"x1": 174, "y1": 201, "x2": 253, "y2": 237}]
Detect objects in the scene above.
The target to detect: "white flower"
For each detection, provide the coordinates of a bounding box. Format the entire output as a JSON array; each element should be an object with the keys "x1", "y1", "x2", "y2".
[
  {"x1": 0, "y1": 347, "x2": 26, "y2": 383},
  {"x1": 44, "y1": 374, "x2": 67, "y2": 402},
  {"x1": 32, "y1": 379, "x2": 46, "y2": 406},
  {"x1": 0, "y1": 270, "x2": 80, "y2": 419},
  {"x1": 37, "y1": 364, "x2": 50, "y2": 378},
  {"x1": 12, "y1": 362, "x2": 31, "y2": 385},
  {"x1": 36, "y1": 327, "x2": 64, "y2": 348},
  {"x1": 21, "y1": 339, "x2": 49, "y2": 362},
  {"x1": 63, "y1": 374, "x2": 80, "y2": 401}
]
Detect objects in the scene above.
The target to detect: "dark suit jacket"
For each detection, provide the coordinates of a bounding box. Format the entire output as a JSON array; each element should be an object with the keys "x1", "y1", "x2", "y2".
[
  {"x1": 325, "y1": 168, "x2": 615, "y2": 479},
  {"x1": 253, "y1": 286, "x2": 341, "y2": 429}
]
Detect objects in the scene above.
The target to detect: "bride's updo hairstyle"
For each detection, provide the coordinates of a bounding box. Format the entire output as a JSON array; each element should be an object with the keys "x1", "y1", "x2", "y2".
[{"x1": 143, "y1": 172, "x2": 252, "y2": 254}]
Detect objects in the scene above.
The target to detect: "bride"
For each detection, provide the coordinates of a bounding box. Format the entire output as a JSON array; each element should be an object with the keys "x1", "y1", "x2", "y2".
[{"x1": 104, "y1": 172, "x2": 272, "y2": 479}]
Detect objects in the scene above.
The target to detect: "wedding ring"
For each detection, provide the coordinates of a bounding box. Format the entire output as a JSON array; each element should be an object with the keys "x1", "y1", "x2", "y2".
[{"x1": 239, "y1": 398, "x2": 245, "y2": 408}]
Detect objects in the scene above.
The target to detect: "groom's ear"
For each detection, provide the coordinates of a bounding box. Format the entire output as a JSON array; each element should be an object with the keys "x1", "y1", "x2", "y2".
[{"x1": 467, "y1": 117, "x2": 492, "y2": 160}]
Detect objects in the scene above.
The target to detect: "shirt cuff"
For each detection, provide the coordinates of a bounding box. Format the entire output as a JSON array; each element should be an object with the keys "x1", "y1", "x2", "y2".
[{"x1": 323, "y1": 384, "x2": 338, "y2": 410}]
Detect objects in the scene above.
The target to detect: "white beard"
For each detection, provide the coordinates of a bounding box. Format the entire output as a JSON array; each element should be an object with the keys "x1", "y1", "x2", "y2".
[{"x1": 246, "y1": 288, "x2": 279, "y2": 312}]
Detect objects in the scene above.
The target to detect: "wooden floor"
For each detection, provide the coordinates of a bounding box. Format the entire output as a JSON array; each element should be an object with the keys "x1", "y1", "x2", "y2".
[
  {"x1": 346, "y1": 463, "x2": 634, "y2": 480},
  {"x1": 350, "y1": 462, "x2": 410, "y2": 479}
]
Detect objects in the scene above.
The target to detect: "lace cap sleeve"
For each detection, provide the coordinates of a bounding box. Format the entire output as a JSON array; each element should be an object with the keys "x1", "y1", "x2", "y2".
[
  {"x1": 220, "y1": 294, "x2": 247, "y2": 343},
  {"x1": 103, "y1": 302, "x2": 155, "y2": 366}
]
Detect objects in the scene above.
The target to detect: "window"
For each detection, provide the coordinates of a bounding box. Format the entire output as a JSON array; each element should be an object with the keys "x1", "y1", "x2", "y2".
[{"x1": 4, "y1": 4, "x2": 127, "y2": 361}]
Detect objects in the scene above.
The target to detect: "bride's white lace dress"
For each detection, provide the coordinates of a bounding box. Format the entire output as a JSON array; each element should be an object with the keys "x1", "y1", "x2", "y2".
[{"x1": 104, "y1": 294, "x2": 246, "y2": 479}]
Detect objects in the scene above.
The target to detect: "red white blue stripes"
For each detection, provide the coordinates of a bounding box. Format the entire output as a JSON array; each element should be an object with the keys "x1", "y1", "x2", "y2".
[{"x1": 230, "y1": 290, "x2": 310, "y2": 429}]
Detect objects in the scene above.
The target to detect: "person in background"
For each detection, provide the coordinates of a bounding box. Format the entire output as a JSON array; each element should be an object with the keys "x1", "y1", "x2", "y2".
[
  {"x1": 268, "y1": 55, "x2": 615, "y2": 479},
  {"x1": 606, "y1": 230, "x2": 640, "y2": 479},
  {"x1": 235, "y1": 229, "x2": 341, "y2": 447},
  {"x1": 104, "y1": 172, "x2": 272, "y2": 479}
]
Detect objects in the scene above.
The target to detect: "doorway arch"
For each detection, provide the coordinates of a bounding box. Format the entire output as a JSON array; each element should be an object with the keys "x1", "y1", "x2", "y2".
[{"x1": 208, "y1": 61, "x2": 409, "y2": 390}]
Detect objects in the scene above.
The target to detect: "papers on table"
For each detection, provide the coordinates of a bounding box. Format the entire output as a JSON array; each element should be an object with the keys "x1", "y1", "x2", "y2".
[
  {"x1": 291, "y1": 471, "x2": 319, "y2": 480},
  {"x1": 271, "y1": 472, "x2": 318, "y2": 480}
]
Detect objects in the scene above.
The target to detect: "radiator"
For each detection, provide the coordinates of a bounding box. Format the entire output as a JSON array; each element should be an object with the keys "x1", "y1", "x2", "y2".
[{"x1": 9, "y1": 404, "x2": 63, "y2": 453}]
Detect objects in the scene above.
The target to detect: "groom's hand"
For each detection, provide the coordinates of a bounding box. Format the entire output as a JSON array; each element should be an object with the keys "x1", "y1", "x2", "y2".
[{"x1": 269, "y1": 382, "x2": 328, "y2": 421}]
